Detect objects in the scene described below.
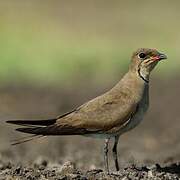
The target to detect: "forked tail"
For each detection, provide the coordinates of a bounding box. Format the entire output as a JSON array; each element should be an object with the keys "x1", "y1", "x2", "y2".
[{"x1": 6, "y1": 118, "x2": 57, "y2": 145}]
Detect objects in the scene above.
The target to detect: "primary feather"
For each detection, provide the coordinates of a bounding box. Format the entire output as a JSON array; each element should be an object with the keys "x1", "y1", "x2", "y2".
[{"x1": 6, "y1": 119, "x2": 56, "y2": 127}]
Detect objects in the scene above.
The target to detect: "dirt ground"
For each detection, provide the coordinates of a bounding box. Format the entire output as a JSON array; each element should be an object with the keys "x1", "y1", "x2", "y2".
[
  {"x1": 0, "y1": 76, "x2": 180, "y2": 179},
  {"x1": 1, "y1": 160, "x2": 180, "y2": 179}
]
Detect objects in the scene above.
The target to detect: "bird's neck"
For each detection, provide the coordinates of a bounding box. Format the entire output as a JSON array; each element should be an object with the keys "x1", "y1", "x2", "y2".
[
  {"x1": 129, "y1": 64, "x2": 150, "y2": 84},
  {"x1": 111, "y1": 70, "x2": 148, "y2": 102},
  {"x1": 122, "y1": 70, "x2": 148, "y2": 87},
  {"x1": 137, "y1": 68, "x2": 150, "y2": 84}
]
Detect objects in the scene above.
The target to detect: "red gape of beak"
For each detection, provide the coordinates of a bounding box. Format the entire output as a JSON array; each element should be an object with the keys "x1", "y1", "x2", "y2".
[{"x1": 152, "y1": 56, "x2": 161, "y2": 61}]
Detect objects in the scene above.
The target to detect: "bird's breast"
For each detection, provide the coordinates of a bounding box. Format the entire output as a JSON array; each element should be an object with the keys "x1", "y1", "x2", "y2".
[
  {"x1": 111, "y1": 85, "x2": 149, "y2": 136},
  {"x1": 124, "y1": 104, "x2": 147, "y2": 131}
]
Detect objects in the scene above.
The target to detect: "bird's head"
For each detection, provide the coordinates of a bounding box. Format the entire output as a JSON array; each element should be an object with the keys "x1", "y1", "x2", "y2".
[{"x1": 129, "y1": 48, "x2": 167, "y2": 83}]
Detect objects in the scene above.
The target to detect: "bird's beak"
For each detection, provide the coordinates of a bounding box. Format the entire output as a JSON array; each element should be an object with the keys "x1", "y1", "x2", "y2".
[
  {"x1": 152, "y1": 53, "x2": 167, "y2": 61},
  {"x1": 158, "y1": 53, "x2": 167, "y2": 60}
]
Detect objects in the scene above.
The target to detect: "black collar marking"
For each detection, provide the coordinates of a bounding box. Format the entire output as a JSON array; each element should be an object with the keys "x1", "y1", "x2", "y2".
[{"x1": 138, "y1": 68, "x2": 149, "y2": 84}]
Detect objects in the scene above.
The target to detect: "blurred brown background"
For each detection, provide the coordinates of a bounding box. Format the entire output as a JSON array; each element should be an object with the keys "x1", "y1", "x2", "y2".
[{"x1": 0, "y1": 0, "x2": 180, "y2": 170}]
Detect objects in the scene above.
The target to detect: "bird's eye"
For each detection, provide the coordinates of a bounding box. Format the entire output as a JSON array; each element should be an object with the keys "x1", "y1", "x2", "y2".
[{"x1": 138, "y1": 53, "x2": 146, "y2": 59}]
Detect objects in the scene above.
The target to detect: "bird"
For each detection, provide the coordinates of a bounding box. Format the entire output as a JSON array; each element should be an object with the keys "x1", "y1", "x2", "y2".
[{"x1": 6, "y1": 48, "x2": 167, "y2": 173}]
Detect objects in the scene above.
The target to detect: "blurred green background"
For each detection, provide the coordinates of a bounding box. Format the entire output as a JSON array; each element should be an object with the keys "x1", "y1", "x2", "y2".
[
  {"x1": 0, "y1": 0, "x2": 180, "y2": 168},
  {"x1": 0, "y1": 0, "x2": 179, "y2": 87}
]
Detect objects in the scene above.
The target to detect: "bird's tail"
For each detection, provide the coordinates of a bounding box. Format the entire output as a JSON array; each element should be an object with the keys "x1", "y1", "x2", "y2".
[
  {"x1": 11, "y1": 134, "x2": 45, "y2": 146},
  {"x1": 6, "y1": 119, "x2": 57, "y2": 127},
  {"x1": 6, "y1": 119, "x2": 57, "y2": 145},
  {"x1": 7, "y1": 115, "x2": 91, "y2": 145}
]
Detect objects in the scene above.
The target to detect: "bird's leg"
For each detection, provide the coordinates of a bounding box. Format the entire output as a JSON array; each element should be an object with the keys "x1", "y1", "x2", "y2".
[
  {"x1": 112, "y1": 135, "x2": 120, "y2": 171},
  {"x1": 104, "y1": 138, "x2": 110, "y2": 174}
]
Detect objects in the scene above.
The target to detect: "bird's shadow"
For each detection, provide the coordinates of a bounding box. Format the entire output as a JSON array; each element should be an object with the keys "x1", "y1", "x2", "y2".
[
  {"x1": 130, "y1": 163, "x2": 180, "y2": 176},
  {"x1": 156, "y1": 163, "x2": 180, "y2": 175}
]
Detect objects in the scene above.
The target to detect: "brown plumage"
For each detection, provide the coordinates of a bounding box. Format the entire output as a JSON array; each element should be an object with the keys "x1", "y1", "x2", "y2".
[{"x1": 6, "y1": 48, "x2": 167, "y2": 173}]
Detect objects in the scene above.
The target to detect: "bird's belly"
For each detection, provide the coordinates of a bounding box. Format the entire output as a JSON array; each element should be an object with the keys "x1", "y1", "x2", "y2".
[
  {"x1": 84, "y1": 133, "x2": 114, "y2": 139},
  {"x1": 118, "y1": 105, "x2": 148, "y2": 134},
  {"x1": 124, "y1": 110, "x2": 144, "y2": 131}
]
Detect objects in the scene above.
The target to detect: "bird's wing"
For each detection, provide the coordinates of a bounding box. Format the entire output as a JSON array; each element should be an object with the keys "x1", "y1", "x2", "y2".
[
  {"x1": 11, "y1": 90, "x2": 139, "y2": 136},
  {"x1": 56, "y1": 94, "x2": 138, "y2": 132}
]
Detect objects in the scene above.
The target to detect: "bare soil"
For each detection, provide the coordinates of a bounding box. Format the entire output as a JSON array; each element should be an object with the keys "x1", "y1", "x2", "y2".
[{"x1": 0, "y1": 160, "x2": 180, "y2": 179}]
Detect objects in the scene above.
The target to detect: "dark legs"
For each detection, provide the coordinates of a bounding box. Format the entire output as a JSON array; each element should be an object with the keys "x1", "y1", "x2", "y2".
[
  {"x1": 112, "y1": 135, "x2": 120, "y2": 171},
  {"x1": 104, "y1": 138, "x2": 110, "y2": 174},
  {"x1": 103, "y1": 136, "x2": 120, "y2": 173}
]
